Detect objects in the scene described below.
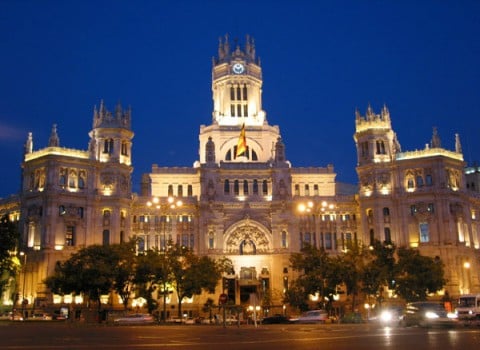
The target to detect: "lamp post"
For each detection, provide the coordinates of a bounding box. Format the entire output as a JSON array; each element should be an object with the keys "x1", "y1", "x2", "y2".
[
  {"x1": 19, "y1": 251, "x2": 27, "y2": 319},
  {"x1": 146, "y1": 196, "x2": 183, "y2": 322}
]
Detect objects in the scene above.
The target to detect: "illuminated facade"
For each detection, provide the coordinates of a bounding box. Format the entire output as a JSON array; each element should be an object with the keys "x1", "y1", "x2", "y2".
[{"x1": 1, "y1": 35, "x2": 479, "y2": 316}]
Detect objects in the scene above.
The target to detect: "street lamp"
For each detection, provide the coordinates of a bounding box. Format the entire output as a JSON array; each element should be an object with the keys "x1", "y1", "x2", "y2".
[
  {"x1": 146, "y1": 196, "x2": 183, "y2": 322},
  {"x1": 19, "y1": 251, "x2": 27, "y2": 319},
  {"x1": 146, "y1": 196, "x2": 183, "y2": 251}
]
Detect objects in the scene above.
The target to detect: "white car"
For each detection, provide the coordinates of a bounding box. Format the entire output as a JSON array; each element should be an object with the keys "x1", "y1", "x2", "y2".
[
  {"x1": 296, "y1": 310, "x2": 329, "y2": 323},
  {"x1": 113, "y1": 313, "x2": 154, "y2": 325}
]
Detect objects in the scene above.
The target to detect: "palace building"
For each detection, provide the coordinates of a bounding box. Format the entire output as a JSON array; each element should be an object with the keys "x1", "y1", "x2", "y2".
[{"x1": 1, "y1": 35, "x2": 479, "y2": 316}]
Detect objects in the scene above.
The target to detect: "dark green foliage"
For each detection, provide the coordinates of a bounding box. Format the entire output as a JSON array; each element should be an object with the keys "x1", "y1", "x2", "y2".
[
  {"x1": 394, "y1": 247, "x2": 446, "y2": 302},
  {"x1": 0, "y1": 214, "x2": 20, "y2": 293},
  {"x1": 45, "y1": 244, "x2": 121, "y2": 309}
]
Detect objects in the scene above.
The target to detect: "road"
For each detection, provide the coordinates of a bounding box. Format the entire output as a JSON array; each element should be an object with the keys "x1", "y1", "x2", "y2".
[{"x1": 0, "y1": 321, "x2": 479, "y2": 349}]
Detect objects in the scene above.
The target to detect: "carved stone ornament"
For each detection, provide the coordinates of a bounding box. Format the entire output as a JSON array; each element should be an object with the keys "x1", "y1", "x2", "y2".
[{"x1": 224, "y1": 219, "x2": 271, "y2": 255}]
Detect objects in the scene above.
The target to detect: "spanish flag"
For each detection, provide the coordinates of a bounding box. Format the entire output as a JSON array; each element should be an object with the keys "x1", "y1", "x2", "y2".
[{"x1": 236, "y1": 123, "x2": 247, "y2": 157}]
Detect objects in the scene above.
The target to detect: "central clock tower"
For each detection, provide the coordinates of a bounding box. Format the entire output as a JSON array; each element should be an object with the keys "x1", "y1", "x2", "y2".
[{"x1": 211, "y1": 34, "x2": 266, "y2": 127}]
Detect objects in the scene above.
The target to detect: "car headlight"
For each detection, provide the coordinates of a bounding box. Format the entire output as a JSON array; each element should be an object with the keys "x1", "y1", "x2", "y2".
[
  {"x1": 380, "y1": 311, "x2": 393, "y2": 322},
  {"x1": 425, "y1": 311, "x2": 439, "y2": 319}
]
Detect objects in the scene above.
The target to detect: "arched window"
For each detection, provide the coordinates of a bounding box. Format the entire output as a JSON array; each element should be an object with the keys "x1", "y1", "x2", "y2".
[
  {"x1": 376, "y1": 140, "x2": 386, "y2": 154},
  {"x1": 262, "y1": 180, "x2": 268, "y2": 195},
  {"x1": 253, "y1": 180, "x2": 258, "y2": 194},
  {"x1": 78, "y1": 172, "x2": 85, "y2": 189},
  {"x1": 168, "y1": 185, "x2": 173, "y2": 196},
  {"x1": 178, "y1": 185, "x2": 183, "y2": 197},
  {"x1": 305, "y1": 184, "x2": 310, "y2": 196},
  {"x1": 383, "y1": 207, "x2": 390, "y2": 223},
  {"x1": 69, "y1": 170, "x2": 77, "y2": 188},
  {"x1": 407, "y1": 178, "x2": 414, "y2": 189},
  {"x1": 103, "y1": 138, "x2": 114, "y2": 154}
]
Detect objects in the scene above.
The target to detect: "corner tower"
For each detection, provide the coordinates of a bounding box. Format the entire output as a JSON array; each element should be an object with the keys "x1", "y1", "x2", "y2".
[{"x1": 88, "y1": 100, "x2": 134, "y2": 197}]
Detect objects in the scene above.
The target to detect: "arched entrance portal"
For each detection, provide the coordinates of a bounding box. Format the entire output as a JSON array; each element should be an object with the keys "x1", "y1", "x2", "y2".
[{"x1": 223, "y1": 218, "x2": 272, "y2": 306}]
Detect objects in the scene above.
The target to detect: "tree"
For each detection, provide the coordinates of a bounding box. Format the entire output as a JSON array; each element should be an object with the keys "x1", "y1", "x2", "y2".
[
  {"x1": 289, "y1": 244, "x2": 337, "y2": 311},
  {"x1": 361, "y1": 240, "x2": 396, "y2": 306},
  {"x1": 0, "y1": 214, "x2": 20, "y2": 294},
  {"x1": 169, "y1": 244, "x2": 221, "y2": 317},
  {"x1": 394, "y1": 247, "x2": 446, "y2": 302},
  {"x1": 334, "y1": 241, "x2": 369, "y2": 311},
  {"x1": 111, "y1": 241, "x2": 138, "y2": 310},
  {"x1": 134, "y1": 250, "x2": 165, "y2": 315},
  {"x1": 45, "y1": 245, "x2": 119, "y2": 312}
]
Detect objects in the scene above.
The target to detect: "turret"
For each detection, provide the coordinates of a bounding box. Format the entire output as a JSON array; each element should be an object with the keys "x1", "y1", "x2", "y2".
[
  {"x1": 88, "y1": 101, "x2": 134, "y2": 165},
  {"x1": 353, "y1": 104, "x2": 396, "y2": 166}
]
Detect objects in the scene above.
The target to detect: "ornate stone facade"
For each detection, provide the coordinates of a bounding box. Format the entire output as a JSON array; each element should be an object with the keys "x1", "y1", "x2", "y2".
[{"x1": 1, "y1": 35, "x2": 479, "y2": 316}]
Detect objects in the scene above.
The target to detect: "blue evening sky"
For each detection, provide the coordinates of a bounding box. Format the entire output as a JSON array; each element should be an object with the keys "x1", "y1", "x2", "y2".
[{"x1": 1, "y1": 0, "x2": 479, "y2": 198}]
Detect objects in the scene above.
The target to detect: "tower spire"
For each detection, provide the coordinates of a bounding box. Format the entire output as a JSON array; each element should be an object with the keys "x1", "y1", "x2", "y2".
[
  {"x1": 430, "y1": 127, "x2": 442, "y2": 148},
  {"x1": 24, "y1": 132, "x2": 33, "y2": 154},
  {"x1": 48, "y1": 124, "x2": 60, "y2": 147},
  {"x1": 455, "y1": 133, "x2": 462, "y2": 153}
]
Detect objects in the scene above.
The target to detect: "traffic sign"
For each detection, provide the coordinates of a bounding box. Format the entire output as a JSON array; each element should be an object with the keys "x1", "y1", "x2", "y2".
[{"x1": 219, "y1": 293, "x2": 228, "y2": 304}]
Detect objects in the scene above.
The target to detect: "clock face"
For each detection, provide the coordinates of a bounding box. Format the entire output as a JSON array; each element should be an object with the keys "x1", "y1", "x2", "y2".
[{"x1": 232, "y1": 63, "x2": 245, "y2": 74}]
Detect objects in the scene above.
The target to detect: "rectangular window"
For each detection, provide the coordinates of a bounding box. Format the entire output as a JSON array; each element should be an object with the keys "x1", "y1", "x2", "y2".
[
  {"x1": 325, "y1": 233, "x2": 332, "y2": 249},
  {"x1": 103, "y1": 229, "x2": 110, "y2": 246},
  {"x1": 419, "y1": 222, "x2": 429, "y2": 243},
  {"x1": 428, "y1": 203, "x2": 435, "y2": 213},
  {"x1": 65, "y1": 226, "x2": 75, "y2": 246},
  {"x1": 410, "y1": 205, "x2": 417, "y2": 216}
]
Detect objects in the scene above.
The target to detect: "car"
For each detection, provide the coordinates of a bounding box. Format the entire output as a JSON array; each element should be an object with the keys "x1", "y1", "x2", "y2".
[
  {"x1": 113, "y1": 313, "x2": 154, "y2": 325},
  {"x1": 296, "y1": 310, "x2": 329, "y2": 324},
  {"x1": 261, "y1": 314, "x2": 292, "y2": 324},
  {"x1": 166, "y1": 316, "x2": 183, "y2": 324},
  {"x1": 376, "y1": 306, "x2": 403, "y2": 326},
  {"x1": 184, "y1": 317, "x2": 195, "y2": 325},
  {"x1": 31, "y1": 313, "x2": 53, "y2": 321},
  {"x1": 400, "y1": 301, "x2": 458, "y2": 328}
]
